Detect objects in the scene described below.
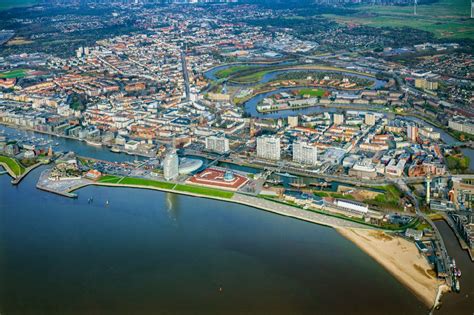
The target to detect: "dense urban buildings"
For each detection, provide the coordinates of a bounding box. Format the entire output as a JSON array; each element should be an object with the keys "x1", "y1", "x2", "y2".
[{"x1": 0, "y1": 0, "x2": 473, "y2": 314}]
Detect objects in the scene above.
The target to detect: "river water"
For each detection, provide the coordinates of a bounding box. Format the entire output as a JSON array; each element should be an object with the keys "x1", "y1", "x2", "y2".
[
  {"x1": 0, "y1": 124, "x2": 430, "y2": 314},
  {"x1": 0, "y1": 167, "x2": 428, "y2": 314},
  {"x1": 434, "y1": 221, "x2": 474, "y2": 315}
]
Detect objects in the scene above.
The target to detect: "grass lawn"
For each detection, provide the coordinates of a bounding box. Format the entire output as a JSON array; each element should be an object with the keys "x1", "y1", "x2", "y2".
[
  {"x1": 0, "y1": 69, "x2": 28, "y2": 79},
  {"x1": 445, "y1": 154, "x2": 470, "y2": 173},
  {"x1": 97, "y1": 175, "x2": 233, "y2": 199},
  {"x1": 364, "y1": 184, "x2": 402, "y2": 210},
  {"x1": 229, "y1": 65, "x2": 374, "y2": 84},
  {"x1": 449, "y1": 129, "x2": 474, "y2": 141},
  {"x1": 313, "y1": 191, "x2": 355, "y2": 200},
  {"x1": 174, "y1": 184, "x2": 234, "y2": 199},
  {"x1": 119, "y1": 177, "x2": 176, "y2": 190},
  {"x1": 98, "y1": 175, "x2": 123, "y2": 184},
  {"x1": 324, "y1": 0, "x2": 474, "y2": 39},
  {"x1": 231, "y1": 70, "x2": 269, "y2": 84},
  {"x1": 0, "y1": 155, "x2": 25, "y2": 176},
  {"x1": 215, "y1": 65, "x2": 254, "y2": 79},
  {"x1": 298, "y1": 88, "x2": 325, "y2": 97}
]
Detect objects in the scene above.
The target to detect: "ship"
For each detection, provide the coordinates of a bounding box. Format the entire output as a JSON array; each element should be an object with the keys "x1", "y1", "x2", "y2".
[
  {"x1": 454, "y1": 267, "x2": 461, "y2": 278},
  {"x1": 266, "y1": 178, "x2": 283, "y2": 185},
  {"x1": 289, "y1": 178, "x2": 306, "y2": 189},
  {"x1": 110, "y1": 146, "x2": 121, "y2": 153},
  {"x1": 454, "y1": 278, "x2": 460, "y2": 293},
  {"x1": 309, "y1": 181, "x2": 330, "y2": 188},
  {"x1": 275, "y1": 172, "x2": 297, "y2": 178},
  {"x1": 86, "y1": 139, "x2": 102, "y2": 147},
  {"x1": 451, "y1": 258, "x2": 456, "y2": 269}
]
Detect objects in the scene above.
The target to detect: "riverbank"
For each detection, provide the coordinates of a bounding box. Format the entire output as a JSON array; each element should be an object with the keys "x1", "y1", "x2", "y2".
[
  {"x1": 32, "y1": 167, "x2": 445, "y2": 309},
  {"x1": 257, "y1": 100, "x2": 385, "y2": 113},
  {"x1": 0, "y1": 161, "x2": 17, "y2": 178},
  {"x1": 66, "y1": 179, "x2": 443, "y2": 307},
  {"x1": 0, "y1": 157, "x2": 44, "y2": 184},
  {"x1": 337, "y1": 228, "x2": 442, "y2": 308},
  {"x1": 60, "y1": 180, "x2": 370, "y2": 229},
  {"x1": 0, "y1": 122, "x2": 154, "y2": 159}
]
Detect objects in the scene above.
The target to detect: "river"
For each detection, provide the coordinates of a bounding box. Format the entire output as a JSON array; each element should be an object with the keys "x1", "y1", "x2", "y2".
[
  {"x1": 434, "y1": 221, "x2": 474, "y2": 315},
  {"x1": 204, "y1": 63, "x2": 474, "y2": 171},
  {"x1": 0, "y1": 166, "x2": 428, "y2": 315},
  {"x1": 0, "y1": 125, "x2": 142, "y2": 163}
]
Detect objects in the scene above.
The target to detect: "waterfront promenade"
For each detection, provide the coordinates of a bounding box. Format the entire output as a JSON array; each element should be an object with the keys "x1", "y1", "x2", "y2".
[
  {"x1": 35, "y1": 166, "x2": 372, "y2": 230},
  {"x1": 231, "y1": 194, "x2": 369, "y2": 229}
]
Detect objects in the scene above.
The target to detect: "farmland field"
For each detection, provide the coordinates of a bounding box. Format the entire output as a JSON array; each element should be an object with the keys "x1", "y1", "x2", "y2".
[{"x1": 325, "y1": 0, "x2": 474, "y2": 40}]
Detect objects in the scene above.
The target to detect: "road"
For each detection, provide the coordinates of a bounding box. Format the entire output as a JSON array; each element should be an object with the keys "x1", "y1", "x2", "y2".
[
  {"x1": 181, "y1": 49, "x2": 190, "y2": 101},
  {"x1": 232, "y1": 194, "x2": 373, "y2": 229},
  {"x1": 394, "y1": 179, "x2": 453, "y2": 291}
]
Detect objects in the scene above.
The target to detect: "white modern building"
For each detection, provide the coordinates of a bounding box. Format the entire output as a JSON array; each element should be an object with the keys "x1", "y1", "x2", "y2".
[
  {"x1": 449, "y1": 117, "x2": 474, "y2": 135},
  {"x1": 293, "y1": 141, "x2": 318, "y2": 165},
  {"x1": 256, "y1": 136, "x2": 281, "y2": 161},
  {"x1": 163, "y1": 149, "x2": 179, "y2": 181},
  {"x1": 288, "y1": 116, "x2": 299, "y2": 127},
  {"x1": 178, "y1": 157, "x2": 203, "y2": 175},
  {"x1": 205, "y1": 136, "x2": 230, "y2": 153},
  {"x1": 365, "y1": 113, "x2": 376, "y2": 126},
  {"x1": 385, "y1": 158, "x2": 407, "y2": 177},
  {"x1": 333, "y1": 113, "x2": 344, "y2": 125},
  {"x1": 336, "y1": 199, "x2": 369, "y2": 214}
]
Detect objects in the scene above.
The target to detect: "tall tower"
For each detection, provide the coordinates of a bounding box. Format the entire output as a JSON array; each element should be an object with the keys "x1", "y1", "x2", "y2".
[
  {"x1": 471, "y1": 0, "x2": 474, "y2": 18},
  {"x1": 163, "y1": 148, "x2": 179, "y2": 181},
  {"x1": 426, "y1": 174, "x2": 431, "y2": 205},
  {"x1": 414, "y1": 0, "x2": 417, "y2": 15}
]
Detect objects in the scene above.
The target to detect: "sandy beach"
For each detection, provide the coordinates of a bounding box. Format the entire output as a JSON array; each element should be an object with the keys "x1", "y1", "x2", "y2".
[{"x1": 337, "y1": 228, "x2": 442, "y2": 308}]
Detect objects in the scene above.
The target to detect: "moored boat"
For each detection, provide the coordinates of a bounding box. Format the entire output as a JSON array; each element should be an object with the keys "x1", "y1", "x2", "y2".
[
  {"x1": 110, "y1": 146, "x2": 121, "y2": 153},
  {"x1": 289, "y1": 178, "x2": 306, "y2": 188},
  {"x1": 86, "y1": 139, "x2": 102, "y2": 147}
]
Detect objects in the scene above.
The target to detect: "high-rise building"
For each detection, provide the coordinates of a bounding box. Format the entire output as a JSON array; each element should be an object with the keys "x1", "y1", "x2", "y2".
[
  {"x1": 407, "y1": 124, "x2": 419, "y2": 143},
  {"x1": 293, "y1": 141, "x2": 318, "y2": 165},
  {"x1": 365, "y1": 113, "x2": 376, "y2": 126},
  {"x1": 256, "y1": 136, "x2": 281, "y2": 161},
  {"x1": 426, "y1": 175, "x2": 431, "y2": 205},
  {"x1": 163, "y1": 148, "x2": 179, "y2": 180},
  {"x1": 288, "y1": 116, "x2": 299, "y2": 127},
  {"x1": 415, "y1": 78, "x2": 438, "y2": 91},
  {"x1": 205, "y1": 136, "x2": 230, "y2": 153},
  {"x1": 76, "y1": 47, "x2": 84, "y2": 58},
  {"x1": 333, "y1": 113, "x2": 344, "y2": 125}
]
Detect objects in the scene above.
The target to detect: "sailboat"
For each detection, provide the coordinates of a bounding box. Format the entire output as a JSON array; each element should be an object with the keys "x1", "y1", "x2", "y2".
[{"x1": 289, "y1": 177, "x2": 306, "y2": 188}]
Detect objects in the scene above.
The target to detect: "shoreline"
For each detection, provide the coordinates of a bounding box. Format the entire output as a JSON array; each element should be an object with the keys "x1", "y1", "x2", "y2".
[
  {"x1": 336, "y1": 227, "x2": 442, "y2": 309},
  {"x1": 0, "y1": 161, "x2": 17, "y2": 178},
  {"x1": 64, "y1": 181, "x2": 371, "y2": 229},
  {"x1": 0, "y1": 123, "x2": 154, "y2": 159},
  {"x1": 67, "y1": 181, "x2": 441, "y2": 308},
  {"x1": 33, "y1": 172, "x2": 441, "y2": 309}
]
